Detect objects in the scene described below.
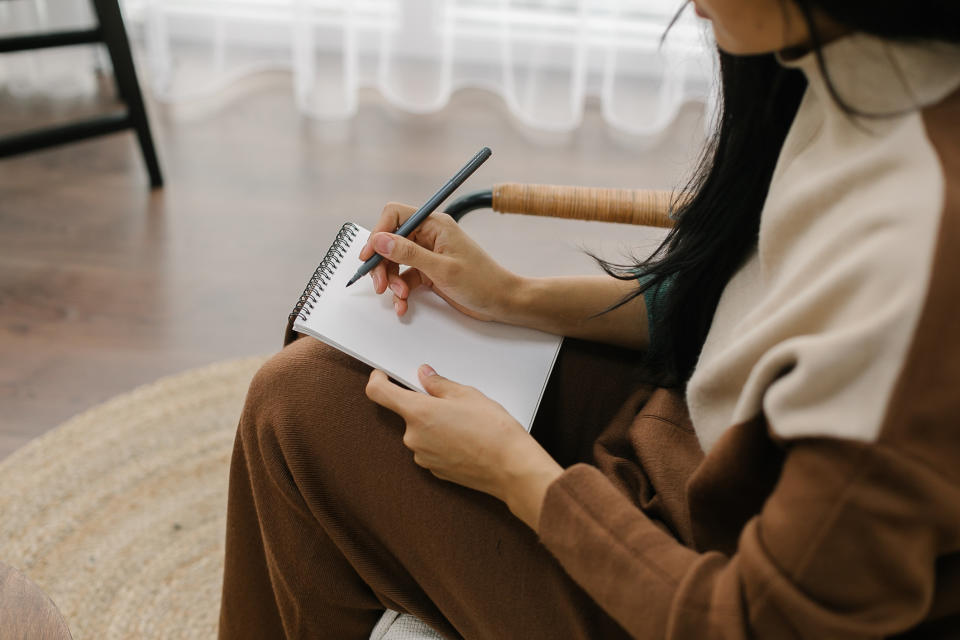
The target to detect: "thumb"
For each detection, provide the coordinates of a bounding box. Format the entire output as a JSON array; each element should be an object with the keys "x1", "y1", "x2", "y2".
[
  {"x1": 418, "y1": 365, "x2": 461, "y2": 398},
  {"x1": 372, "y1": 233, "x2": 444, "y2": 273}
]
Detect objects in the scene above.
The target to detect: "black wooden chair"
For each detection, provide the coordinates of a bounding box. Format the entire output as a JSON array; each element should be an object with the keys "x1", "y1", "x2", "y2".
[{"x1": 0, "y1": 0, "x2": 162, "y2": 188}]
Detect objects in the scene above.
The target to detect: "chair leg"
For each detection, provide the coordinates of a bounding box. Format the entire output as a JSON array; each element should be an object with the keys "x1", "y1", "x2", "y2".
[{"x1": 91, "y1": 0, "x2": 163, "y2": 188}]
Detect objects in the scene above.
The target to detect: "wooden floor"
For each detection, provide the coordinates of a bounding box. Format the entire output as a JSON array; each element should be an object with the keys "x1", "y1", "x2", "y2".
[{"x1": 0, "y1": 68, "x2": 704, "y2": 461}]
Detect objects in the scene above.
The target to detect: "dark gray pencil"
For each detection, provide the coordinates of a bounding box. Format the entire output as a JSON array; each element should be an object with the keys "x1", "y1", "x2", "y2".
[{"x1": 345, "y1": 146, "x2": 492, "y2": 288}]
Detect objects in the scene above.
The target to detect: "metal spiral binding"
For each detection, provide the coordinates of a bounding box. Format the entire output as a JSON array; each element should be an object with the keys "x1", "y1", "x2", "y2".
[{"x1": 289, "y1": 222, "x2": 360, "y2": 324}]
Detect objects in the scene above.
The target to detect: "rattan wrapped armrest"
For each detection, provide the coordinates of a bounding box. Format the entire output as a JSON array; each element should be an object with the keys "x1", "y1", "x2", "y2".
[{"x1": 491, "y1": 183, "x2": 677, "y2": 228}]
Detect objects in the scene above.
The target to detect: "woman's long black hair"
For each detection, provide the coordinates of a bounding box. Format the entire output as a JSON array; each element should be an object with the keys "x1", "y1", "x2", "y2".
[{"x1": 604, "y1": 0, "x2": 960, "y2": 388}]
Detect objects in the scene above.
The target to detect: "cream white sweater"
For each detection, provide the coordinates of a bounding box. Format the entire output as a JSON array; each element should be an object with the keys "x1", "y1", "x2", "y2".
[
  {"x1": 540, "y1": 32, "x2": 960, "y2": 638},
  {"x1": 686, "y1": 33, "x2": 960, "y2": 452}
]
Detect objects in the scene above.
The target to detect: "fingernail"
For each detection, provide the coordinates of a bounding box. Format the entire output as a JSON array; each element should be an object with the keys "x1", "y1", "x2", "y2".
[
  {"x1": 419, "y1": 364, "x2": 437, "y2": 377},
  {"x1": 372, "y1": 272, "x2": 382, "y2": 290},
  {"x1": 390, "y1": 283, "x2": 403, "y2": 297},
  {"x1": 373, "y1": 234, "x2": 395, "y2": 256},
  {"x1": 394, "y1": 300, "x2": 402, "y2": 314}
]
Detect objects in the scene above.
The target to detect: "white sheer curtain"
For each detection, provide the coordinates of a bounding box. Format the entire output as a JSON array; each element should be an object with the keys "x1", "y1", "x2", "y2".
[{"x1": 1, "y1": 0, "x2": 716, "y2": 135}]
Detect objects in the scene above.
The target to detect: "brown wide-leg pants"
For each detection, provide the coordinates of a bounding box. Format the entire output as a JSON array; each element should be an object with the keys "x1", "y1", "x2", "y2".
[{"x1": 218, "y1": 335, "x2": 652, "y2": 640}]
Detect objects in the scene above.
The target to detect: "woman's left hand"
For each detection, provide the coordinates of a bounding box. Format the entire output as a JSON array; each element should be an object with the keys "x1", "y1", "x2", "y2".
[{"x1": 365, "y1": 365, "x2": 563, "y2": 531}]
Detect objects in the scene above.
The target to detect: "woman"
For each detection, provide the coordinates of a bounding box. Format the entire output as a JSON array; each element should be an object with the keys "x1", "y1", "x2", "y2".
[{"x1": 219, "y1": 1, "x2": 960, "y2": 637}]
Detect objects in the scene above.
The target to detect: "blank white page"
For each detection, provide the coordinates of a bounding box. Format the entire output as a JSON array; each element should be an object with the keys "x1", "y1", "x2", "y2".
[{"x1": 293, "y1": 224, "x2": 562, "y2": 431}]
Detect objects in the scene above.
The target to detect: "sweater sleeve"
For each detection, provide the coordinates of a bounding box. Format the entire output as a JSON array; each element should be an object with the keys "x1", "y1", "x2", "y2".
[{"x1": 539, "y1": 437, "x2": 960, "y2": 638}]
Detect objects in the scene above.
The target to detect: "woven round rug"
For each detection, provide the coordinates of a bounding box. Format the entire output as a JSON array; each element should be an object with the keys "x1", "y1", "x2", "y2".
[{"x1": 0, "y1": 355, "x2": 268, "y2": 639}]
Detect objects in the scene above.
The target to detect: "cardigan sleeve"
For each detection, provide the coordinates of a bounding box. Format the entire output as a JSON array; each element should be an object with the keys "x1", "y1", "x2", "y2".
[{"x1": 538, "y1": 436, "x2": 960, "y2": 638}]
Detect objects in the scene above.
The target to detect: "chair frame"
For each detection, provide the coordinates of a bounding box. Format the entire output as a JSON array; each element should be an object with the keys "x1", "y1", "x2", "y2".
[{"x1": 0, "y1": 0, "x2": 163, "y2": 188}]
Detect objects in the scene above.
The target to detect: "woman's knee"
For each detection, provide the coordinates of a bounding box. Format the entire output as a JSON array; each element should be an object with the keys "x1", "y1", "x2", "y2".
[
  {"x1": 239, "y1": 338, "x2": 374, "y2": 451},
  {"x1": 241, "y1": 337, "x2": 407, "y2": 465},
  {"x1": 237, "y1": 337, "x2": 409, "y2": 510}
]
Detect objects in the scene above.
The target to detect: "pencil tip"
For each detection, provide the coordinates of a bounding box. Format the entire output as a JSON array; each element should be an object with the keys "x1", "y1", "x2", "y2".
[{"x1": 345, "y1": 275, "x2": 357, "y2": 288}]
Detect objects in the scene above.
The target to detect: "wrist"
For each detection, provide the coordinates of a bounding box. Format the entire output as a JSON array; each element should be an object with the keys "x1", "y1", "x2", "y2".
[
  {"x1": 498, "y1": 437, "x2": 564, "y2": 532},
  {"x1": 498, "y1": 275, "x2": 539, "y2": 327}
]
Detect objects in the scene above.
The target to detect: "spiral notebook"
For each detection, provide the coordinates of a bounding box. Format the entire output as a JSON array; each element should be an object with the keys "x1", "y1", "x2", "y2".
[{"x1": 290, "y1": 223, "x2": 563, "y2": 431}]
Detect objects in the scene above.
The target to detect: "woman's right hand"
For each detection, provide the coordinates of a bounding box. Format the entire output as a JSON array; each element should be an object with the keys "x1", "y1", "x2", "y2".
[{"x1": 358, "y1": 202, "x2": 522, "y2": 321}]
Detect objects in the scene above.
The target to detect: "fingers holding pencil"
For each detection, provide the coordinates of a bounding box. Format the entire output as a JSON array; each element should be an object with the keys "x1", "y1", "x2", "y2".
[
  {"x1": 361, "y1": 202, "x2": 441, "y2": 303},
  {"x1": 360, "y1": 202, "x2": 412, "y2": 295},
  {"x1": 362, "y1": 208, "x2": 521, "y2": 324},
  {"x1": 347, "y1": 147, "x2": 492, "y2": 289}
]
